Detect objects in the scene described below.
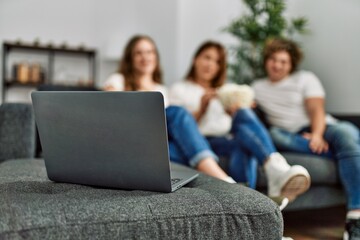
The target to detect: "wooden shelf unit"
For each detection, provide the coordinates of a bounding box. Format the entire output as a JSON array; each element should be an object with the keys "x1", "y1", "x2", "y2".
[{"x1": 2, "y1": 42, "x2": 97, "y2": 101}]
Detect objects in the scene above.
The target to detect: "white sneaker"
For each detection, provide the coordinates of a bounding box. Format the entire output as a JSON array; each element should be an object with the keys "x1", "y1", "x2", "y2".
[{"x1": 265, "y1": 153, "x2": 311, "y2": 202}]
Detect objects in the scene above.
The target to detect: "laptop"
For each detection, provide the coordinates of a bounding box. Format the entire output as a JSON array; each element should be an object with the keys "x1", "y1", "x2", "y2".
[{"x1": 31, "y1": 91, "x2": 198, "y2": 192}]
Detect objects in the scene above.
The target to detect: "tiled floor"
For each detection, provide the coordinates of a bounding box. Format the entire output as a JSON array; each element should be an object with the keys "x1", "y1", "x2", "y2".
[{"x1": 283, "y1": 206, "x2": 346, "y2": 240}]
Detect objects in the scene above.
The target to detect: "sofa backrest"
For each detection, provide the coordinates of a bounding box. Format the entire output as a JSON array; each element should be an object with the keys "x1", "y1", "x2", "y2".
[{"x1": 0, "y1": 103, "x2": 36, "y2": 162}]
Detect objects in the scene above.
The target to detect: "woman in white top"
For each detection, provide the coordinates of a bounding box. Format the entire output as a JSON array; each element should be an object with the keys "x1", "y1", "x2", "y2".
[
  {"x1": 252, "y1": 38, "x2": 360, "y2": 237},
  {"x1": 170, "y1": 40, "x2": 310, "y2": 202},
  {"x1": 103, "y1": 35, "x2": 236, "y2": 183}
]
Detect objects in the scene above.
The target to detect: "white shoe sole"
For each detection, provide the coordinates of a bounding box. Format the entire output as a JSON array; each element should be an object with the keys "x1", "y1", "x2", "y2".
[
  {"x1": 281, "y1": 173, "x2": 311, "y2": 202},
  {"x1": 268, "y1": 165, "x2": 311, "y2": 201}
]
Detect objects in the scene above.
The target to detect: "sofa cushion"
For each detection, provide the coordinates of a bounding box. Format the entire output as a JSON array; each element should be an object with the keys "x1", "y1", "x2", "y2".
[
  {"x1": 257, "y1": 152, "x2": 339, "y2": 187},
  {"x1": 0, "y1": 103, "x2": 35, "y2": 162},
  {"x1": 256, "y1": 153, "x2": 345, "y2": 211},
  {"x1": 284, "y1": 185, "x2": 346, "y2": 211},
  {"x1": 0, "y1": 159, "x2": 283, "y2": 239}
]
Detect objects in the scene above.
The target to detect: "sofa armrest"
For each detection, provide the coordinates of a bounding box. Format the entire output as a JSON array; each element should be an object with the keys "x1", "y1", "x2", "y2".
[
  {"x1": 0, "y1": 103, "x2": 36, "y2": 162},
  {"x1": 331, "y1": 114, "x2": 360, "y2": 129}
]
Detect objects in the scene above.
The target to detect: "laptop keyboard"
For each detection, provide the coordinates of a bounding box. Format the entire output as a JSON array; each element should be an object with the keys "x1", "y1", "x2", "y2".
[{"x1": 171, "y1": 178, "x2": 182, "y2": 185}]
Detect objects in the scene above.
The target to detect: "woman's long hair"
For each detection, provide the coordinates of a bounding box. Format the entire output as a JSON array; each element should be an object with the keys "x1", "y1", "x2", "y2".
[
  {"x1": 185, "y1": 41, "x2": 227, "y2": 88},
  {"x1": 118, "y1": 35, "x2": 162, "y2": 90}
]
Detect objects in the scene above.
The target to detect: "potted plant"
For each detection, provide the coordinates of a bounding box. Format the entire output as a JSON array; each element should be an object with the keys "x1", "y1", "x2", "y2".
[{"x1": 224, "y1": 0, "x2": 308, "y2": 84}]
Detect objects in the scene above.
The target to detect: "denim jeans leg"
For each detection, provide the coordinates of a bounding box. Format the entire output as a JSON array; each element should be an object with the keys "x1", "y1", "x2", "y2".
[
  {"x1": 168, "y1": 140, "x2": 187, "y2": 166},
  {"x1": 166, "y1": 106, "x2": 218, "y2": 168},
  {"x1": 269, "y1": 127, "x2": 333, "y2": 158},
  {"x1": 270, "y1": 127, "x2": 311, "y2": 153},
  {"x1": 231, "y1": 108, "x2": 277, "y2": 164},
  {"x1": 271, "y1": 122, "x2": 360, "y2": 210},
  {"x1": 324, "y1": 122, "x2": 360, "y2": 210},
  {"x1": 229, "y1": 148, "x2": 258, "y2": 189},
  {"x1": 207, "y1": 136, "x2": 258, "y2": 188}
]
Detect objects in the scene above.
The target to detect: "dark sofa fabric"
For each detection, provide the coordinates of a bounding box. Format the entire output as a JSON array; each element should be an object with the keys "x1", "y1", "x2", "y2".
[
  {"x1": 0, "y1": 159, "x2": 283, "y2": 240},
  {"x1": 257, "y1": 153, "x2": 346, "y2": 211},
  {"x1": 0, "y1": 104, "x2": 35, "y2": 162},
  {"x1": 219, "y1": 151, "x2": 346, "y2": 211}
]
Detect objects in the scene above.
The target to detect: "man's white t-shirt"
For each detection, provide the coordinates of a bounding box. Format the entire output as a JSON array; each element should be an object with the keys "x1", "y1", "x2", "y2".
[
  {"x1": 104, "y1": 73, "x2": 169, "y2": 107},
  {"x1": 169, "y1": 80, "x2": 232, "y2": 136},
  {"x1": 252, "y1": 70, "x2": 335, "y2": 133}
]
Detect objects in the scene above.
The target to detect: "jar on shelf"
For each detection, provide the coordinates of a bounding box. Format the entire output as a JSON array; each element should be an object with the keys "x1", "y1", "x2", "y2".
[
  {"x1": 29, "y1": 63, "x2": 41, "y2": 83},
  {"x1": 17, "y1": 62, "x2": 30, "y2": 83}
]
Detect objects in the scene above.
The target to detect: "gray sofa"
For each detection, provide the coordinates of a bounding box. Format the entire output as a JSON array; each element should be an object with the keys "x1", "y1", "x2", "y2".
[
  {"x1": 258, "y1": 153, "x2": 346, "y2": 211},
  {"x1": 219, "y1": 152, "x2": 346, "y2": 211},
  {"x1": 0, "y1": 103, "x2": 283, "y2": 239},
  {"x1": 258, "y1": 115, "x2": 356, "y2": 211},
  {"x1": 252, "y1": 108, "x2": 347, "y2": 211},
  {"x1": 0, "y1": 103, "x2": 36, "y2": 161}
]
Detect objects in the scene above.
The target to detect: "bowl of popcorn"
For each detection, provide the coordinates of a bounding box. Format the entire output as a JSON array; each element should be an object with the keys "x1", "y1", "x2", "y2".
[{"x1": 217, "y1": 83, "x2": 255, "y2": 110}]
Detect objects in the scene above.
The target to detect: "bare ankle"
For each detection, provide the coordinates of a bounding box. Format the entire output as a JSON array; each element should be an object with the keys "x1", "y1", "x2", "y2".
[{"x1": 196, "y1": 157, "x2": 229, "y2": 181}]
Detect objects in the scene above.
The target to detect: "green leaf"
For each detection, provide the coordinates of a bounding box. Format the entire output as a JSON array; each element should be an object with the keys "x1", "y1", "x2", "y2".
[{"x1": 223, "y1": 0, "x2": 309, "y2": 84}]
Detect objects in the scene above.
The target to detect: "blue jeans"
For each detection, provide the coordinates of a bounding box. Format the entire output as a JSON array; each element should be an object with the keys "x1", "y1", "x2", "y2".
[
  {"x1": 166, "y1": 106, "x2": 218, "y2": 168},
  {"x1": 270, "y1": 121, "x2": 360, "y2": 210},
  {"x1": 207, "y1": 109, "x2": 277, "y2": 188}
]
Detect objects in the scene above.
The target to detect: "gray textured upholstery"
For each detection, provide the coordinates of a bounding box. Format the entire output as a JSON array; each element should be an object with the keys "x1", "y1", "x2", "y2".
[
  {"x1": 283, "y1": 153, "x2": 345, "y2": 210},
  {"x1": 220, "y1": 151, "x2": 346, "y2": 211},
  {"x1": 257, "y1": 153, "x2": 345, "y2": 211},
  {"x1": 0, "y1": 103, "x2": 35, "y2": 162},
  {"x1": 0, "y1": 159, "x2": 283, "y2": 240},
  {"x1": 258, "y1": 153, "x2": 339, "y2": 186}
]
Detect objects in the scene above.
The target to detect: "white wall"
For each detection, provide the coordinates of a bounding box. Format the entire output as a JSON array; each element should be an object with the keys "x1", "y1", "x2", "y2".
[
  {"x1": 0, "y1": 0, "x2": 178, "y2": 102},
  {"x1": 1, "y1": 0, "x2": 360, "y2": 114},
  {"x1": 176, "y1": 0, "x2": 242, "y2": 82},
  {"x1": 286, "y1": 0, "x2": 360, "y2": 114},
  {"x1": 0, "y1": 0, "x2": 97, "y2": 102}
]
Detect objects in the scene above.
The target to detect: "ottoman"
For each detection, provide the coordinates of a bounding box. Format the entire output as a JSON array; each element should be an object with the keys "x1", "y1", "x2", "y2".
[{"x1": 0, "y1": 159, "x2": 283, "y2": 239}]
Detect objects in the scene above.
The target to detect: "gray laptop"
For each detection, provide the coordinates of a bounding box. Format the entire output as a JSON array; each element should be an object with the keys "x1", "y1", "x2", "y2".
[{"x1": 31, "y1": 91, "x2": 198, "y2": 192}]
